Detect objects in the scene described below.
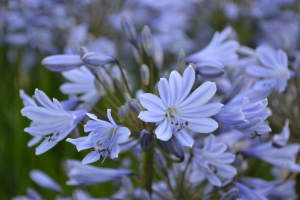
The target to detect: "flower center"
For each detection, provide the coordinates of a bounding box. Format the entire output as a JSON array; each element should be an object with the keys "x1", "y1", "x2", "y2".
[{"x1": 166, "y1": 107, "x2": 188, "y2": 132}]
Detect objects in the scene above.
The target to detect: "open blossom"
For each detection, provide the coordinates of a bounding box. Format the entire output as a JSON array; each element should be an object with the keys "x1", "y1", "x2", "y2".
[
  {"x1": 214, "y1": 98, "x2": 271, "y2": 136},
  {"x1": 138, "y1": 66, "x2": 223, "y2": 147},
  {"x1": 21, "y1": 89, "x2": 86, "y2": 155},
  {"x1": 190, "y1": 134, "x2": 237, "y2": 187},
  {"x1": 67, "y1": 109, "x2": 131, "y2": 164},
  {"x1": 60, "y1": 65, "x2": 102, "y2": 105},
  {"x1": 187, "y1": 27, "x2": 239, "y2": 66},
  {"x1": 247, "y1": 44, "x2": 293, "y2": 93}
]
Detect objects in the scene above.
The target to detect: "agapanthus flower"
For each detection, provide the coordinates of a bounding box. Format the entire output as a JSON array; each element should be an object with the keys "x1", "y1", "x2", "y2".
[
  {"x1": 187, "y1": 27, "x2": 239, "y2": 66},
  {"x1": 242, "y1": 124, "x2": 300, "y2": 172},
  {"x1": 190, "y1": 134, "x2": 237, "y2": 187},
  {"x1": 234, "y1": 181, "x2": 272, "y2": 200},
  {"x1": 247, "y1": 44, "x2": 293, "y2": 93},
  {"x1": 21, "y1": 89, "x2": 86, "y2": 155},
  {"x1": 138, "y1": 66, "x2": 223, "y2": 147},
  {"x1": 66, "y1": 160, "x2": 132, "y2": 186},
  {"x1": 214, "y1": 98, "x2": 271, "y2": 136},
  {"x1": 67, "y1": 109, "x2": 131, "y2": 164},
  {"x1": 60, "y1": 65, "x2": 103, "y2": 105}
]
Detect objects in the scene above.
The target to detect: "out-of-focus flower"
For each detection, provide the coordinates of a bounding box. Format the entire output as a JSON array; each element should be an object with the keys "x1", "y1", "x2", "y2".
[
  {"x1": 66, "y1": 160, "x2": 132, "y2": 186},
  {"x1": 187, "y1": 27, "x2": 239, "y2": 66},
  {"x1": 29, "y1": 170, "x2": 62, "y2": 192},
  {"x1": 67, "y1": 109, "x2": 131, "y2": 164},
  {"x1": 138, "y1": 66, "x2": 222, "y2": 146},
  {"x1": 41, "y1": 55, "x2": 83, "y2": 72},
  {"x1": 234, "y1": 181, "x2": 272, "y2": 200},
  {"x1": 190, "y1": 134, "x2": 236, "y2": 187},
  {"x1": 247, "y1": 44, "x2": 293, "y2": 93},
  {"x1": 272, "y1": 119, "x2": 290, "y2": 148}
]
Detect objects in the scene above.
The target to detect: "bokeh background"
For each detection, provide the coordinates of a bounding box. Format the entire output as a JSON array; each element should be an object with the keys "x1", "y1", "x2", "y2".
[{"x1": 1, "y1": 0, "x2": 300, "y2": 199}]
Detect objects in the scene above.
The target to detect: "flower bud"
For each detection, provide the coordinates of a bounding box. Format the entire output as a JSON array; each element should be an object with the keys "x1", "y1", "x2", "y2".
[
  {"x1": 159, "y1": 135, "x2": 184, "y2": 159},
  {"x1": 140, "y1": 129, "x2": 152, "y2": 152},
  {"x1": 140, "y1": 64, "x2": 150, "y2": 86},
  {"x1": 141, "y1": 25, "x2": 152, "y2": 56},
  {"x1": 177, "y1": 49, "x2": 186, "y2": 74},
  {"x1": 42, "y1": 54, "x2": 83, "y2": 72},
  {"x1": 29, "y1": 170, "x2": 62, "y2": 192},
  {"x1": 126, "y1": 99, "x2": 142, "y2": 113},
  {"x1": 195, "y1": 61, "x2": 224, "y2": 78},
  {"x1": 222, "y1": 75, "x2": 244, "y2": 104},
  {"x1": 82, "y1": 52, "x2": 116, "y2": 66},
  {"x1": 152, "y1": 40, "x2": 163, "y2": 69},
  {"x1": 93, "y1": 79, "x2": 106, "y2": 97},
  {"x1": 121, "y1": 15, "x2": 137, "y2": 46},
  {"x1": 220, "y1": 188, "x2": 239, "y2": 200},
  {"x1": 118, "y1": 105, "x2": 127, "y2": 123}
]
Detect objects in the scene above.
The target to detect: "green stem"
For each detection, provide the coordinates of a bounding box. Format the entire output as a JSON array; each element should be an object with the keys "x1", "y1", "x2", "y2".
[{"x1": 141, "y1": 137, "x2": 155, "y2": 194}]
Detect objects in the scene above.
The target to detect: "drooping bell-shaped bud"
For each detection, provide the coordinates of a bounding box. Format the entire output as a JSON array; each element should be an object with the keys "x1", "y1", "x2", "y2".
[
  {"x1": 152, "y1": 40, "x2": 164, "y2": 69},
  {"x1": 140, "y1": 64, "x2": 150, "y2": 86},
  {"x1": 70, "y1": 42, "x2": 80, "y2": 55},
  {"x1": 126, "y1": 99, "x2": 142, "y2": 113},
  {"x1": 121, "y1": 15, "x2": 138, "y2": 46},
  {"x1": 82, "y1": 52, "x2": 116, "y2": 66},
  {"x1": 141, "y1": 25, "x2": 152, "y2": 56},
  {"x1": 221, "y1": 75, "x2": 244, "y2": 104},
  {"x1": 42, "y1": 54, "x2": 83, "y2": 72},
  {"x1": 177, "y1": 49, "x2": 186, "y2": 75},
  {"x1": 220, "y1": 188, "x2": 239, "y2": 200},
  {"x1": 159, "y1": 135, "x2": 184, "y2": 159},
  {"x1": 93, "y1": 79, "x2": 106, "y2": 97},
  {"x1": 195, "y1": 61, "x2": 224, "y2": 78},
  {"x1": 118, "y1": 105, "x2": 127, "y2": 123},
  {"x1": 140, "y1": 129, "x2": 152, "y2": 152}
]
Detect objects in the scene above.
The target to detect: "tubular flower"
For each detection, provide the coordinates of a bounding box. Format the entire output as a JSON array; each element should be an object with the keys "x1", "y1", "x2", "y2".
[
  {"x1": 67, "y1": 109, "x2": 131, "y2": 165},
  {"x1": 138, "y1": 65, "x2": 222, "y2": 147}
]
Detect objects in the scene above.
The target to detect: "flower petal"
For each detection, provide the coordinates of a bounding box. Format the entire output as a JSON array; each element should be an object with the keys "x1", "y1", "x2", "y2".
[
  {"x1": 138, "y1": 111, "x2": 165, "y2": 123},
  {"x1": 82, "y1": 151, "x2": 100, "y2": 164},
  {"x1": 139, "y1": 93, "x2": 166, "y2": 114},
  {"x1": 155, "y1": 119, "x2": 172, "y2": 141},
  {"x1": 158, "y1": 78, "x2": 171, "y2": 107}
]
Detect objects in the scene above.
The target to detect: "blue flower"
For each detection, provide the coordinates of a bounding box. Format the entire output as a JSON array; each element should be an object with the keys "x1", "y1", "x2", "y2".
[
  {"x1": 66, "y1": 160, "x2": 132, "y2": 186},
  {"x1": 187, "y1": 27, "x2": 239, "y2": 66},
  {"x1": 247, "y1": 44, "x2": 293, "y2": 93},
  {"x1": 21, "y1": 89, "x2": 86, "y2": 155},
  {"x1": 190, "y1": 134, "x2": 237, "y2": 187},
  {"x1": 138, "y1": 66, "x2": 223, "y2": 147},
  {"x1": 214, "y1": 98, "x2": 271, "y2": 136},
  {"x1": 234, "y1": 181, "x2": 272, "y2": 200},
  {"x1": 242, "y1": 140, "x2": 300, "y2": 172},
  {"x1": 67, "y1": 109, "x2": 131, "y2": 164},
  {"x1": 29, "y1": 170, "x2": 62, "y2": 192}
]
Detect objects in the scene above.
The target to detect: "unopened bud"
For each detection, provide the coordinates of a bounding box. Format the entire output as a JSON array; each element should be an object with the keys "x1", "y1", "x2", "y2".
[
  {"x1": 195, "y1": 61, "x2": 224, "y2": 78},
  {"x1": 177, "y1": 49, "x2": 186, "y2": 74},
  {"x1": 118, "y1": 105, "x2": 127, "y2": 123},
  {"x1": 152, "y1": 40, "x2": 163, "y2": 69},
  {"x1": 126, "y1": 99, "x2": 142, "y2": 113},
  {"x1": 82, "y1": 52, "x2": 116, "y2": 66},
  {"x1": 159, "y1": 135, "x2": 184, "y2": 159},
  {"x1": 93, "y1": 79, "x2": 106, "y2": 97},
  {"x1": 222, "y1": 75, "x2": 244, "y2": 104},
  {"x1": 41, "y1": 54, "x2": 83, "y2": 72},
  {"x1": 140, "y1": 130, "x2": 152, "y2": 152},
  {"x1": 220, "y1": 188, "x2": 239, "y2": 200},
  {"x1": 121, "y1": 15, "x2": 137, "y2": 46},
  {"x1": 140, "y1": 64, "x2": 150, "y2": 86},
  {"x1": 70, "y1": 42, "x2": 80, "y2": 55},
  {"x1": 141, "y1": 25, "x2": 152, "y2": 56}
]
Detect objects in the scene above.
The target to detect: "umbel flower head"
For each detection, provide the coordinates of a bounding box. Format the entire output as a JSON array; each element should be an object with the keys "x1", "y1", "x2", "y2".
[
  {"x1": 67, "y1": 109, "x2": 131, "y2": 165},
  {"x1": 138, "y1": 65, "x2": 223, "y2": 147}
]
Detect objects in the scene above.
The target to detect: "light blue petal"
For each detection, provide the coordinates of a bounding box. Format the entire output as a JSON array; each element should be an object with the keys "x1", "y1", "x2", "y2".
[
  {"x1": 139, "y1": 93, "x2": 166, "y2": 114},
  {"x1": 82, "y1": 151, "x2": 100, "y2": 164},
  {"x1": 138, "y1": 111, "x2": 165, "y2": 123},
  {"x1": 155, "y1": 119, "x2": 172, "y2": 141}
]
